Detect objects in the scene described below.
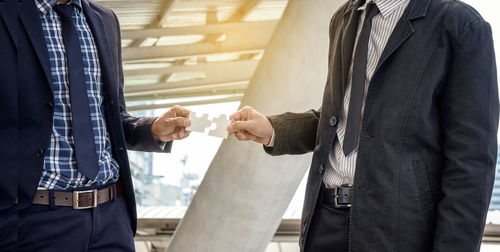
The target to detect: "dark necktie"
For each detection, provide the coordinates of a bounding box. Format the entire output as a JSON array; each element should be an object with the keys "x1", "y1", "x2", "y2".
[
  {"x1": 343, "y1": 2, "x2": 380, "y2": 156},
  {"x1": 53, "y1": 4, "x2": 99, "y2": 179}
]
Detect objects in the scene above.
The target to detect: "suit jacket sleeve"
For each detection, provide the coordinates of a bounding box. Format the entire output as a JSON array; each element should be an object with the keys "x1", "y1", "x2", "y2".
[
  {"x1": 263, "y1": 109, "x2": 320, "y2": 156},
  {"x1": 433, "y1": 20, "x2": 498, "y2": 251},
  {"x1": 112, "y1": 12, "x2": 172, "y2": 153}
]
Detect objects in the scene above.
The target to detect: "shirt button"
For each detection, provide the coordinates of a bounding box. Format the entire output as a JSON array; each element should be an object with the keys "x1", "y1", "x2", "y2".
[
  {"x1": 36, "y1": 148, "x2": 45, "y2": 158},
  {"x1": 329, "y1": 116, "x2": 337, "y2": 127},
  {"x1": 47, "y1": 102, "x2": 53, "y2": 108}
]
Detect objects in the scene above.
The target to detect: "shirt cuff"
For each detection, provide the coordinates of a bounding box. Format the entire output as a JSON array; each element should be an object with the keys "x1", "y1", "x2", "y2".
[
  {"x1": 157, "y1": 141, "x2": 167, "y2": 151},
  {"x1": 265, "y1": 130, "x2": 276, "y2": 147}
]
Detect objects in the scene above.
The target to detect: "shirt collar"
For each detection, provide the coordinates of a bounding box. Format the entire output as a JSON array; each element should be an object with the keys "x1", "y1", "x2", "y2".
[
  {"x1": 358, "y1": 0, "x2": 409, "y2": 18},
  {"x1": 35, "y1": 0, "x2": 83, "y2": 15}
]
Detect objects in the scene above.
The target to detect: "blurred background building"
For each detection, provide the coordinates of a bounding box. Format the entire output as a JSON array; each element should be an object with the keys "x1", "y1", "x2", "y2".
[
  {"x1": 94, "y1": 0, "x2": 500, "y2": 251},
  {"x1": 490, "y1": 150, "x2": 500, "y2": 211}
]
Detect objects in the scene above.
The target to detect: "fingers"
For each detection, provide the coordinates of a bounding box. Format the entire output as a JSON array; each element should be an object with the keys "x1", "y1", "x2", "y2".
[
  {"x1": 151, "y1": 105, "x2": 193, "y2": 142},
  {"x1": 230, "y1": 111, "x2": 243, "y2": 123},
  {"x1": 171, "y1": 105, "x2": 190, "y2": 118},
  {"x1": 179, "y1": 131, "x2": 190, "y2": 140},
  {"x1": 229, "y1": 106, "x2": 274, "y2": 143},
  {"x1": 162, "y1": 105, "x2": 190, "y2": 120},
  {"x1": 172, "y1": 130, "x2": 190, "y2": 141},
  {"x1": 167, "y1": 117, "x2": 191, "y2": 127},
  {"x1": 158, "y1": 128, "x2": 190, "y2": 142},
  {"x1": 234, "y1": 131, "x2": 256, "y2": 141},
  {"x1": 227, "y1": 120, "x2": 254, "y2": 135},
  {"x1": 230, "y1": 106, "x2": 254, "y2": 122}
]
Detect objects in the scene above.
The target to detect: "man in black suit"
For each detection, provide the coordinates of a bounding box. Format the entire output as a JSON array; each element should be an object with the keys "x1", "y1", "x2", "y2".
[
  {"x1": 228, "y1": 0, "x2": 499, "y2": 251},
  {"x1": 0, "y1": 0, "x2": 191, "y2": 250}
]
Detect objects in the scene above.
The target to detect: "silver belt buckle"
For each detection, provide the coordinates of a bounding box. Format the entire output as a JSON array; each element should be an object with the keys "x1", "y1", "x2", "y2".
[
  {"x1": 73, "y1": 189, "x2": 98, "y2": 210},
  {"x1": 334, "y1": 185, "x2": 352, "y2": 208}
]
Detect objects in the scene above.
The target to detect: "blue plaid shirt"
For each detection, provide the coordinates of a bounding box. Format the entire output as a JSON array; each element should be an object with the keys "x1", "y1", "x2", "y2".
[{"x1": 35, "y1": 0, "x2": 120, "y2": 190}]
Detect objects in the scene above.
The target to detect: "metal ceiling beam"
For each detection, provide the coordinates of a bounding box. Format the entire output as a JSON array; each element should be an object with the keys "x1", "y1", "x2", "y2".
[
  {"x1": 124, "y1": 59, "x2": 255, "y2": 95},
  {"x1": 121, "y1": 21, "x2": 278, "y2": 40},
  {"x1": 94, "y1": 1, "x2": 159, "y2": 8},
  {"x1": 128, "y1": 0, "x2": 178, "y2": 47},
  {"x1": 157, "y1": 0, "x2": 178, "y2": 27},
  {"x1": 200, "y1": 8, "x2": 223, "y2": 46},
  {"x1": 125, "y1": 89, "x2": 246, "y2": 102},
  {"x1": 123, "y1": 46, "x2": 265, "y2": 62},
  {"x1": 124, "y1": 60, "x2": 259, "y2": 77},
  {"x1": 122, "y1": 41, "x2": 266, "y2": 62},
  {"x1": 125, "y1": 81, "x2": 249, "y2": 98},
  {"x1": 126, "y1": 95, "x2": 243, "y2": 112},
  {"x1": 228, "y1": 0, "x2": 263, "y2": 22}
]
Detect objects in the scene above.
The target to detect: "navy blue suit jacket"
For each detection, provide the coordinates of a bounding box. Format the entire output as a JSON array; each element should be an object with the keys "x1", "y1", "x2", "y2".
[{"x1": 0, "y1": 0, "x2": 172, "y2": 233}]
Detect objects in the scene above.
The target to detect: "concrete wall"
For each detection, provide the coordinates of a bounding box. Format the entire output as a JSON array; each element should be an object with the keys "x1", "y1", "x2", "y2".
[{"x1": 166, "y1": 0, "x2": 344, "y2": 251}]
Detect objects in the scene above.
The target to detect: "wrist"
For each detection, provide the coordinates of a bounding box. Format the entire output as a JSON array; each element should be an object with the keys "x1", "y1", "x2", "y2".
[
  {"x1": 264, "y1": 130, "x2": 276, "y2": 147},
  {"x1": 151, "y1": 117, "x2": 160, "y2": 141}
]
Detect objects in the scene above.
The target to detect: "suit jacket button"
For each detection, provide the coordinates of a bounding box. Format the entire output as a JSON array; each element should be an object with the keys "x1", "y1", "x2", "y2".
[
  {"x1": 319, "y1": 164, "x2": 324, "y2": 174},
  {"x1": 329, "y1": 116, "x2": 337, "y2": 127},
  {"x1": 36, "y1": 149, "x2": 45, "y2": 158}
]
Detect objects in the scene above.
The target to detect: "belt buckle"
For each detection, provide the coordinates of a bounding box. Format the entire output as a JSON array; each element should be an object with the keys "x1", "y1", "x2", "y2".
[
  {"x1": 73, "y1": 189, "x2": 98, "y2": 210},
  {"x1": 334, "y1": 185, "x2": 352, "y2": 209}
]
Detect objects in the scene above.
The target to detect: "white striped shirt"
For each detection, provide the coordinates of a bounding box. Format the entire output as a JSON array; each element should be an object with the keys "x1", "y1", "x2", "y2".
[{"x1": 323, "y1": 0, "x2": 411, "y2": 188}]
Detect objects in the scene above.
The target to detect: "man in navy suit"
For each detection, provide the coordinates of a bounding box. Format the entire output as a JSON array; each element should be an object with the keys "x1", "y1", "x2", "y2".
[{"x1": 0, "y1": 0, "x2": 191, "y2": 250}]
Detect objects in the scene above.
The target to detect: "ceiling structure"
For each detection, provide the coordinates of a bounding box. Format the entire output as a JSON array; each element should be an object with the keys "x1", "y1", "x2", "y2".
[{"x1": 95, "y1": 0, "x2": 289, "y2": 112}]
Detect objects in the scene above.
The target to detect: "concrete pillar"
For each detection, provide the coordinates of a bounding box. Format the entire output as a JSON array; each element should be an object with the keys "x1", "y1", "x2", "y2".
[{"x1": 166, "y1": 0, "x2": 344, "y2": 251}]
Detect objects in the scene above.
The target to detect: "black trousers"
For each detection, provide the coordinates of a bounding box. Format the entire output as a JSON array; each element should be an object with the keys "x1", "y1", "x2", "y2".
[{"x1": 304, "y1": 188, "x2": 351, "y2": 252}]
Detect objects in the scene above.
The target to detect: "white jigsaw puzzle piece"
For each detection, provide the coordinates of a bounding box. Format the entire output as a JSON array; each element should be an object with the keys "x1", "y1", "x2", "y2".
[
  {"x1": 186, "y1": 112, "x2": 213, "y2": 133},
  {"x1": 208, "y1": 114, "x2": 231, "y2": 139}
]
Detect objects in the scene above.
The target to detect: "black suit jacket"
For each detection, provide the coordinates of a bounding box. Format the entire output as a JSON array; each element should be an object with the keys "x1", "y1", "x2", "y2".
[
  {"x1": 0, "y1": 0, "x2": 172, "y2": 233},
  {"x1": 265, "y1": 0, "x2": 499, "y2": 251}
]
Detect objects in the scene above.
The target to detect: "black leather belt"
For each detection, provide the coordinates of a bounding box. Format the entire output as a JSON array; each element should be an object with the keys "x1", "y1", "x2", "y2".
[
  {"x1": 321, "y1": 184, "x2": 353, "y2": 208},
  {"x1": 32, "y1": 182, "x2": 123, "y2": 210}
]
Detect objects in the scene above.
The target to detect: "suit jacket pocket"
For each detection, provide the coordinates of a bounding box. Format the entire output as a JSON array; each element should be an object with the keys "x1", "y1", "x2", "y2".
[{"x1": 410, "y1": 160, "x2": 435, "y2": 215}]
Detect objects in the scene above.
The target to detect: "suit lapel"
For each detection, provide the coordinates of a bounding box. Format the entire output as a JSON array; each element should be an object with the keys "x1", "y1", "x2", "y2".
[
  {"x1": 81, "y1": 0, "x2": 117, "y2": 100},
  {"x1": 373, "y1": 15, "x2": 414, "y2": 75},
  {"x1": 17, "y1": 0, "x2": 52, "y2": 86},
  {"x1": 340, "y1": 5, "x2": 361, "y2": 93},
  {"x1": 0, "y1": 0, "x2": 19, "y2": 50},
  {"x1": 373, "y1": 0, "x2": 431, "y2": 75},
  {"x1": 326, "y1": 1, "x2": 360, "y2": 116}
]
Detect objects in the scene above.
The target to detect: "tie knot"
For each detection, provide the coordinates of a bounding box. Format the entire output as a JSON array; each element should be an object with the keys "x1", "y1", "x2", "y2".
[
  {"x1": 53, "y1": 4, "x2": 73, "y2": 20},
  {"x1": 365, "y1": 2, "x2": 380, "y2": 20}
]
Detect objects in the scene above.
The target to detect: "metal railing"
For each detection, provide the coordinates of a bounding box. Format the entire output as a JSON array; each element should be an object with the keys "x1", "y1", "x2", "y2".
[{"x1": 134, "y1": 218, "x2": 500, "y2": 251}]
